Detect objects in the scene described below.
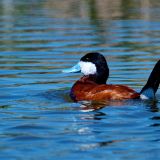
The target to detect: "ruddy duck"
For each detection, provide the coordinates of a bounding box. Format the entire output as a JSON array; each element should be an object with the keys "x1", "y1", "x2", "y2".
[{"x1": 63, "y1": 52, "x2": 160, "y2": 102}]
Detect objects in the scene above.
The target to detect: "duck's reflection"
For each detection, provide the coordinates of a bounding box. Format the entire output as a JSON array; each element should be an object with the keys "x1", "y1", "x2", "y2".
[
  {"x1": 79, "y1": 111, "x2": 106, "y2": 121},
  {"x1": 79, "y1": 99, "x2": 134, "y2": 112},
  {"x1": 79, "y1": 139, "x2": 124, "y2": 151},
  {"x1": 145, "y1": 100, "x2": 159, "y2": 112},
  {"x1": 79, "y1": 98, "x2": 160, "y2": 113}
]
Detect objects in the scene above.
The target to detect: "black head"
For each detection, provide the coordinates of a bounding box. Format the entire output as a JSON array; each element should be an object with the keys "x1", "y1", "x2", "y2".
[{"x1": 80, "y1": 52, "x2": 109, "y2": 84}]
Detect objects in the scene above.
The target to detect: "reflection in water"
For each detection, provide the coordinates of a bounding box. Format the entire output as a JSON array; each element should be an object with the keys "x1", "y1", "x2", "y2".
[
  {"x1": 43, "y1": 0, "x2": 160, "y2": 20},
  {"x1": 79, "y1": 139, "x2": 123, "y2": 151},
  {"x1": 80, "y1": 98, "x2": 160, "y2": 113},
  {"x1": 87, "y1": 0, "x2": 108, "y2": 44},
  {"x1": 87, "y1": 0, "x2": 98, "y2": 21},
  {"x1": 79, "y1": 111, "x2": 106, "y2": 121},
  {"x1": 145, "y1": 100, "x2": 159, "y2": 112},
  {"x1": 79, "y1": 100, "x2": 129, "y2": 111}
]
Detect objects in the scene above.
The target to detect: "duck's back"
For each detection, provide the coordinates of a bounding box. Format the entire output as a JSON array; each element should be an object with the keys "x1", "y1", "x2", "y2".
[{"x1": 70, "y1": 77, "x2": 140, "y2": 101}]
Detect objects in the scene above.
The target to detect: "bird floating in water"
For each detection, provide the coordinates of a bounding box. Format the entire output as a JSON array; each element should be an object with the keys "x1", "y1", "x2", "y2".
[{"x1": 63, "y1": 52, "x2": 160, "y2": 102}]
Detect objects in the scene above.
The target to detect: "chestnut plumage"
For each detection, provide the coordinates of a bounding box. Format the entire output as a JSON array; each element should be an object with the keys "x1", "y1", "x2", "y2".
[{"x1": 63, "y1": 52, "x2": 160, "y2": 102}]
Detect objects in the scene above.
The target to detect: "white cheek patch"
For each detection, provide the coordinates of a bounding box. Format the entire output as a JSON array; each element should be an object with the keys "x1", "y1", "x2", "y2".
[{"x1": 79, "y1": 61, "x2": 97, "y2": 75}]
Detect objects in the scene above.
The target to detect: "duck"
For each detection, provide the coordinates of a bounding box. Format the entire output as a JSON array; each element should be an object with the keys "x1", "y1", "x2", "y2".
[{"x1": 63, "y1": 52, "x2": 160, "y2": 102}]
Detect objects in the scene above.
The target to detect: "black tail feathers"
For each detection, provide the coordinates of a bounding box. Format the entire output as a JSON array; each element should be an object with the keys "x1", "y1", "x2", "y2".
[{"x1": 140, "y1": 60, "x2": 160, "y2": 99}]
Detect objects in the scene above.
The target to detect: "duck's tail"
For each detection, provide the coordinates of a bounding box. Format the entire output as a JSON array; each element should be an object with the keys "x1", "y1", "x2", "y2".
[{"x1": 140, "y1": 60, "x2": 160, "y2": 100}]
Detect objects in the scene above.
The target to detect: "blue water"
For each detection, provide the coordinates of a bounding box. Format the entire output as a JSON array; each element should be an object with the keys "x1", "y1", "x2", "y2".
[{"x1": 0, "y1": 0, "x2": 160, "y2": 159}]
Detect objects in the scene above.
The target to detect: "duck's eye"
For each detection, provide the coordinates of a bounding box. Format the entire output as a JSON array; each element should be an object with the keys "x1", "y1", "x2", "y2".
[
  {"x1": 81, "y1": 56, "x2": 90, "y2": 62},
  {"x1": 85, "y1": 57, "x2": 90, "y2": 61}
]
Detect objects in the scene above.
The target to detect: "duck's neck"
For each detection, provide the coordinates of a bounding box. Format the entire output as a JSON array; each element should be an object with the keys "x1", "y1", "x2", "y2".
[{"x1": 79, "y1": 75, "x2": 107, "y2": 84}]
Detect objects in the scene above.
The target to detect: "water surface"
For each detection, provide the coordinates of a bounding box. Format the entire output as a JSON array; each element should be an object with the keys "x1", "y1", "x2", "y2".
[{"x1": 0, "y1": 0, "x2": 160, "y2": 159}]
